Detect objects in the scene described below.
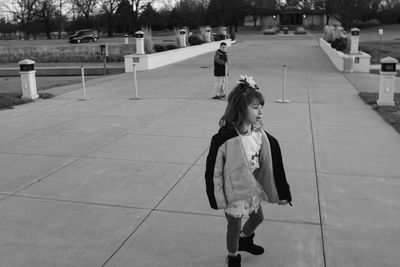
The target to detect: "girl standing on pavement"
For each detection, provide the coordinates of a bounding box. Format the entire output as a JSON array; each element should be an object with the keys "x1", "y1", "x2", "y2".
[{"x1": 205, "y1": 75, "x2": 292, "y2": 267}]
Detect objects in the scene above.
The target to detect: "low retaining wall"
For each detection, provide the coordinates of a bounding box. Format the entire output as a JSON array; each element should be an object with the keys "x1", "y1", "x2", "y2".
[
  {"x1": 351, "y1": 51, "x2": 371, "y2": 73},
  {"x1": 124, "y1": 39, "x2": 232, "y2": 72},
  {"x1": 319, "y1": 38, "x2": 371, "y2": 73},
  {"x1": 319, "y1": 38, "x2": 353, "y2": 72}
]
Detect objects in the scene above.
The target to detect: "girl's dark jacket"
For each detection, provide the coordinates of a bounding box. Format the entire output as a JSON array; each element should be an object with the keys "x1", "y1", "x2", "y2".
[
  {"x1": 205, "y1": 126, "x2": 292, "y2": 210},
  {"x1": 214, "y1": 49, "x2": 227, "y2": 77}
]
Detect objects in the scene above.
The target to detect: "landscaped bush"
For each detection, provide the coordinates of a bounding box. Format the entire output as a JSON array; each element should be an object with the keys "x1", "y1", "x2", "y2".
[
  {"x1": 142, "y1": 26, "x2": 154, "y2": 54},
  {"x1": 262, "y1": 28, "x2": 276, "y2": 35},
  {"x1": 166, "y1": 44, "x2": 178, "y2": 50},
  {"x1": 330, "y1": 37, "x2": 349, "y2": 52},
  {"x1": 153, "y1": 44, "x2": 166, "y2": 52},
  {"x1": 324, "y1": 26, "x2": 335, "y2": 42},
  {"x1": 229, "y1": 31, "x2": 236, "y2": 41},
  {"x1": 295, "y1": 26, "x2": 307, "y2": 35},
  {"x1": 214, "y1": 33, "x2": 227, "y2": 41},
  {"x1": 188, "y1": 35, "x2": 205, "y2": 46}
]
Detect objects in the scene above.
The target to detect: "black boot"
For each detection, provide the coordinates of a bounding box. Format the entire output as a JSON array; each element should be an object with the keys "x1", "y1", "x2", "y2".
[
  {"x1": 238, "y1": 232, "x2": 265, "y2": 255},
  {"x1": 226, "y1": 254, "x2": 241, "y2": 267}
]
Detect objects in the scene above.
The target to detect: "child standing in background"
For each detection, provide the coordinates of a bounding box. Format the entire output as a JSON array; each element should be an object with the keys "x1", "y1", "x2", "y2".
[
  {"x1": 205, "y1": 75, "x2": 292, "y2": 267},
  {"x1": 212, "y1": 42, "x2": 228, "y2": 99}
]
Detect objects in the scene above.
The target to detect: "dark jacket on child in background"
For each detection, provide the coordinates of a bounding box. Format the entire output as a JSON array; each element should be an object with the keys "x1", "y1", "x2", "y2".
[
  {"x1": 214, "y1": 49, "x2": 228, "y2": 77},
  {"x1": 205, "y1": 125, "x2": 292, "y2": 210}
]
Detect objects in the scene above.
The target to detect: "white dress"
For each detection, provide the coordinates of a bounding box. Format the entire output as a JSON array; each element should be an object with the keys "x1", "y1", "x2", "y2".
[{"x1": 225, "y1": 129, "x2": 264, "y2": 218}]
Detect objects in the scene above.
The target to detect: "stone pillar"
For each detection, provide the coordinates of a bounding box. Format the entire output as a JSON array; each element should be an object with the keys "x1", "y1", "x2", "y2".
[
  {"x1": 179, "y1": 29, "x2": 186, "y2": 47},
  {"x1": 377, "y1": 56, "x2": 398, "y2": 106},
  {"x1": 18, "y1": 59, "x2": 38, "y2": 100},
  {"x1": 350, "y1": 28, "x2": 360, "y2": 55},
  {"x1": 135, "y1": 31, "x2": 145, "y2": 55}
]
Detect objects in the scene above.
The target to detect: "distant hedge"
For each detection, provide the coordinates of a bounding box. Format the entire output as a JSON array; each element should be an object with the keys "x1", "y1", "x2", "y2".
[{"x1": 0, "y1": 43, "x2": 136, "y2": 63}]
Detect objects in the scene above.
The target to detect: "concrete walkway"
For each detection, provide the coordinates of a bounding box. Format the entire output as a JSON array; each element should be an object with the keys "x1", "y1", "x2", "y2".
[{"x1": 0, "y1": 35, "x2": 399, "y2": 267}]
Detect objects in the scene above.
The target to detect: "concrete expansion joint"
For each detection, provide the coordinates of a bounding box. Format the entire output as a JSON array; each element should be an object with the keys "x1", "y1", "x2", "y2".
[
  {"x1": 5, "y1": 193, "x2": 152, "y2": 211},
  {"x1": 318, "y1": 171, "x2": 400, "y2": 181},
  {"x1": 86, "y1": 156, "x2": 196, "y2": 166}
]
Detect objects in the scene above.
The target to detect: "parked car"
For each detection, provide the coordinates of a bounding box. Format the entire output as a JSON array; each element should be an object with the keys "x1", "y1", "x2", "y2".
[{"x1": 68, "y1": 29, "x2": 99, "y2": 43}]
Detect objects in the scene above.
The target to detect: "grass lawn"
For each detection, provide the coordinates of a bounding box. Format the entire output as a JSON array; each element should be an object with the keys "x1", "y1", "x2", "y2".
[
  {"x1": 359, "y1": 41, "x2": 400, "y2": 64},
  {"x1": 359, "y1": 92, "x2": 400, "y2": 133},
  {"x1": 0, "y1": 93, "x2": 53, "y2": 110}
]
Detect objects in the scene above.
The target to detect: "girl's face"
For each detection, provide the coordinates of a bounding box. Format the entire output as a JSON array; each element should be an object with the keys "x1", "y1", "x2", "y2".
[{"x1": 245, "y1": 100, "x2": 263, "y2": 125}]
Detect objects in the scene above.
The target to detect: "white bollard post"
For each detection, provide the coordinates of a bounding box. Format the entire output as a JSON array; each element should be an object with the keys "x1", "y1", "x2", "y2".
[
  {"x1": 221, "y1": 26, "x2": 227, "y2": 38},
  {"x1": 135, "y1": 31, "x2": 145, "y2": 55},
  {"x1": 377, "y1": 56, "x2": 398, "y2": 106},
  {"x1": 130, "y1": 63, "x2": 140, "y2": 100},
  {"x1": 205, "y1": 27, "x2": 211, "y2": 42},
  {"x1": 18, "y1": 59, "x2": 39, "y2": 100},
  {"x1": 179, "y1": 29, "x2": 186, "y2": 47},
  {"x1": 124, "y1": 34, "x2": 129, "y2": 44},
  {"x1": 350, "y1": 28, "x2": 360, "y2": 55},
  {"x1": 276, "y1": 65, "x2": 290, "y2": 103},
  {"x1": 79, "y1": 66, "x2": 89, "y2": 101}
]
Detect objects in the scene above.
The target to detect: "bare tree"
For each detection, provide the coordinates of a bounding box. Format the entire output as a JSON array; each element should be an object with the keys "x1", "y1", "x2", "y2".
[
  {"x1": 37, "y1": 0, "x2": 56, "y2": 39},
  {"x1": 325, "y1": 0, "x2": 377, "y2": 30},
  {"x1": 100, "y1": 0, "x2": 121, "y2": 36},
  {"x1": 56, "y1": 0, "x2": 71, "y2": 39},
  {"x1": 127, "y1": 0, "x2": 154, "y2": 31},
  {"x1": 244, "y1": 0, "x2": 266, "y2": 27},
  {"x1": 1, "y1": 0, "x2": 40, "y2": 39},
  {"x1": 208, "y1": 0, "x2": 245, "y2": 32},
  {"x1": 70, "y1": 0, "x2": 98, "y2": 26}
]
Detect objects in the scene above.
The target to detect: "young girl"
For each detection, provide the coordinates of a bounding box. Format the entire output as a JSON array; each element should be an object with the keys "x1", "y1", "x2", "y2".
[{"x1": 205, "y1": 75, "x2": 292, "y2": 267}]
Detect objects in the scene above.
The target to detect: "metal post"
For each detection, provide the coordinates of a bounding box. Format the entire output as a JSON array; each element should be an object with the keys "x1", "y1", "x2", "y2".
[
  {"x1": 130, "y1": 63, "x2": 140, "y2": 100},
  {"x1": 276, "y1": 64, "x2": 290, "y2": 103},
  {"x1": 79, "y1": 66, "x2": 89, "y2": 101},
  {"x1": 103, "y1": 56, "x2": 107, "y2": 76},
  {"x1": 224, "y1": 63, "x2": 229, "y2": 98}
]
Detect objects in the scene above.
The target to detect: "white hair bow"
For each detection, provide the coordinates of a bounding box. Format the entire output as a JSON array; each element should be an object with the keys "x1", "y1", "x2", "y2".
[{"x1": 238, "y1": 75, "x2": 258, "y2": 89}]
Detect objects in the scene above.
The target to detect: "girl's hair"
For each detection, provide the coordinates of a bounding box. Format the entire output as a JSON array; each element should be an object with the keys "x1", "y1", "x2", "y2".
[{"x1": 219, "y1": 81, "x2": 264, "y2": 128}]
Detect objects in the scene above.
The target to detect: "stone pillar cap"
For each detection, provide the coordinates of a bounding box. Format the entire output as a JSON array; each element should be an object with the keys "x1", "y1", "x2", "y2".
[
  {"x1": 18, "y1": 59, "x2": 35, "y2": 65},
  {"x1": 135, "y1": 31, "x2": 144, "y2": 34},
  {"x1": 380, "y1": 56, "x2": 399, "y2": 64}
]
